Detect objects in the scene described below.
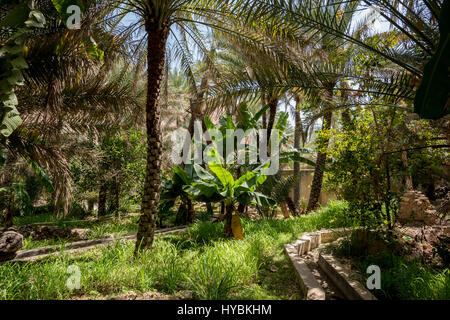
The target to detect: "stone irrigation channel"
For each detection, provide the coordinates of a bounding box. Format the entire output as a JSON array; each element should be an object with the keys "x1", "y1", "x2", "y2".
[
  {"x1": 284, "y1": 228, "x2": 377, "y2": 300},
  {"x1": 3, "y1": 225, "x2": 188, "y2": 263}
]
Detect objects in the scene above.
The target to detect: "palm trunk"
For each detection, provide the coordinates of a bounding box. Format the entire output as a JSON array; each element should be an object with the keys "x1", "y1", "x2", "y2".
[
  {"x1": 266, "y1": 97, "x2": 278, "y2": 142},
  {"x1": 285, "y1": 195, "x2": 299, "y2": 216},
  {"x1": 1, "y1": 190, "x2": 15, "y2": 228},
  {"x1": 307, "y1": 84, "x2": 334, "y2": 212},
  {"x1": 293, "y1": 95, "x2": 302, "y2": 205},
  {"x1": 98, "y1": 179, "x2": 107, "y2": 217},
  {"x1": 261, "y1": 93, "x2": 267, "y2": 129},
  {"x1": 114, "y1": 173, "x2": 120, "y2": 218},
  {"x1": 1, "y1": 154, "x2": 16, "y2": 227},
  {"x1": 188, "y1": 76, "x2": 208, "y2": 135},
  {"x1": 135, "y1": 21, "x2": 169, "y2": 254}
]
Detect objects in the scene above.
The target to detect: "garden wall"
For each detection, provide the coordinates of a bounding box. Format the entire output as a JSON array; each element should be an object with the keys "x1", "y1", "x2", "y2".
[{"x1": 280, "y1": 169, "x2": 336, "y2": 206}]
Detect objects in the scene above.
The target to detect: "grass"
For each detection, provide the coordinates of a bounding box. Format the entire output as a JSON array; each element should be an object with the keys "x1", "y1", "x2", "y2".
[
  {"x1": 14, "y1": 212, "x2": 85, "y2": 226},
  {"x1": 0, "y1": 200, "x2": 350, "y2": 300},
  {"x1": 329, "y1": 234, "x2": 450, "y2": 300}
]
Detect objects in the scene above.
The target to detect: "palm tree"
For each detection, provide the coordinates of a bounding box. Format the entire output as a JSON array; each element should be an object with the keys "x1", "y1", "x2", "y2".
[
  {"x1": 109, "y1": 0, "x2": 243, "y2": 253},
  {"x1": 231, "y1": 0, "x2": 447, "y2": 119},
  {"x1": 1, "y1": 1, "x2": 141, "y2": 225}
]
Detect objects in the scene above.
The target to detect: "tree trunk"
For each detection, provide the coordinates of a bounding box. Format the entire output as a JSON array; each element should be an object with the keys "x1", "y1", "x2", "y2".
[
  {"x1": 114, "y1": 174, "x2": 120, "y2": 218},
  {"x1": 306, "y1": 110, "x2": 332, "y2": 212},
  {"x1": 285, "y1": 195, "x2": 299, "y2": 216},
  {"x1": 307, "y1": 83, "x2": 334, "y2": 212},
  {"x1": 401, "y1": 151, "x2": 414, "y2": 191},
  {"x1": 266, "y1": 97, "x2": 278, "y2": 142},
  {"x1": 175, "y1": 201, "x2": 187, "y2": 225},
  {"x1": 385, "y1": 154, "x2": 393, "y2": 229},
  {"x1": 135, "y1": 21, "x2": 169, "y2": 254},
  {"x1": 187, "y1": 198, "x2": 195, "y2": 223},
  {"x1": 98, "y1": 179, "x2": 107, "y2": 217},
  {"x1": 1, "y1": 153, "x2": 16, "y2": 228},
  {"x1": 261, "y1": 93, "x2": 267, "y2": 129},
  {"x1": 293, "y1": 95, "x2": 302, "y2": 205},
  {"x1": 88, "y1": 199, "x2": 94, "y2": 212},
  {"x1": 188, "y1": 76, "x2": 208, "y2": 136},
  {"x1": 224, "y1": 203, "x2": 234, "y2": 237},
  {"x1": 206, "y1": 203, "x2": 214, "y2": 216},
  {"x1": 280, "y1": 202, "x2": 290, "y2": 218},
  {"x1": 2, "y1": 191, "x2": 14, "y2": 228}
]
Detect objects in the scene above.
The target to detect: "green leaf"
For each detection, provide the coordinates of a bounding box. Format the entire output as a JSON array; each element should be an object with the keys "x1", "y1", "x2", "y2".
[
  {"x1": 10, "y1": 56, "x2": 28, "y2": 69},
  {"x1": 184, "y1": 182, "x2": 221, "y2": 201},
  {"x1": 235, "y1": 171, "x2": 256, "y2": 187},
  {"x1": 86, "y1": 40, "x2": 104, "y2": 62},
  {"x1": 173, "y1": 166, "x2": 190, "y2": 184},
  {"x1": 204, "y1": 116, "x2": 215, "y2": 131},
  {"x1": 413, "y1": 0, "x2": 450, "y2": 119},
  {"x1": 28, "y1": 160, "x2": 54, "y2": 193},
  {"x1": 238, "y1": 191, "x2": 275, "y2": 207},
  {"x1": 253, "y1": 103, "x2": 270, "y2": 122},
  {"x1": 279, "y1": 150, "x2": 315, "y2": 166},
  {"x1": 0, "y1": 104, "x2": 22, "y2": 137},
  {"x1": 0, "y1": 4, "x2": 29, "y2": 28},
  {"x1": 193, "y1": 164, "x2": 215, "y2": 181},
  {"x1": 209, "y1": 163, "x2": 234, "y2": 188}
]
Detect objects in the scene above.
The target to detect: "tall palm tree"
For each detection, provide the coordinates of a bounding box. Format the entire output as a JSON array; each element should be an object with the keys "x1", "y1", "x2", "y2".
[
  {"x1": 110, "y1": 0, "x2": 240, "y2": 253},
  {"x1": 1, "y1": 1, "x2": 141, "y2": 225}
]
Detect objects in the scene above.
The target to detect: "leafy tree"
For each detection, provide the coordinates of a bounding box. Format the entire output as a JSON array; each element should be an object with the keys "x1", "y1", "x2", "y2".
[{"x1": 324, "y1": 107, "x2": 448, "y2": 228}]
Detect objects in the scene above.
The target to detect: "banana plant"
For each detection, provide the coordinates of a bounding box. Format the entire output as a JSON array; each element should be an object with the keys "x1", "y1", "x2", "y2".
[
  {"x1": 159, "y1": 164, "x2": 197, "y2": 226},
  {"x1": 184, "y1": 148, "x2": 275, "y2": 239}
]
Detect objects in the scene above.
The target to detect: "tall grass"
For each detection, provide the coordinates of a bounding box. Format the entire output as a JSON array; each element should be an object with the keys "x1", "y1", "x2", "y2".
[
  {"x1": 0, "y1": 201, "x2": 351, "y2": 300},
  {"x1": 329, "y1": 232, "x2": 450, "y2": 300}
]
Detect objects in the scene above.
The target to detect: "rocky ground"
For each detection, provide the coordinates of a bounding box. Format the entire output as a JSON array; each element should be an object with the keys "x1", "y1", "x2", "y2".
[
  {"x1": 394, "y1": 223, "x2": 450, "y2": 266},
  {"x1": 4, "y1": 225, "x2": 94, "y2": 241}
]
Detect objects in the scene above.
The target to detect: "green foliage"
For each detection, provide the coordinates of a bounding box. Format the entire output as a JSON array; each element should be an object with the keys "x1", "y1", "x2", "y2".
[
  {"x1": 71, "y1": 128, "x2": 146, "y2": 213},
  {"x1": 0, "y1": 1, "x2": 46, "y2": 136},
  {"x1": 0, "y1": 202, "x2": 351, "y2": 300},
  {"x1": 324, "y1": 107, "x2": 447, "y2": 227},
  {"x1": 331, "y1": 235, "x2": 450, "y2": 300},
  {"x1": 184, "y1": 153, "x2": 275, "y2": 208},
  {"x1": 414, "y1": 0, "x2": 450, "y2": 119},
  {"x1": 184, "y1": 253, "x2": 238, "y2": 299}
]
